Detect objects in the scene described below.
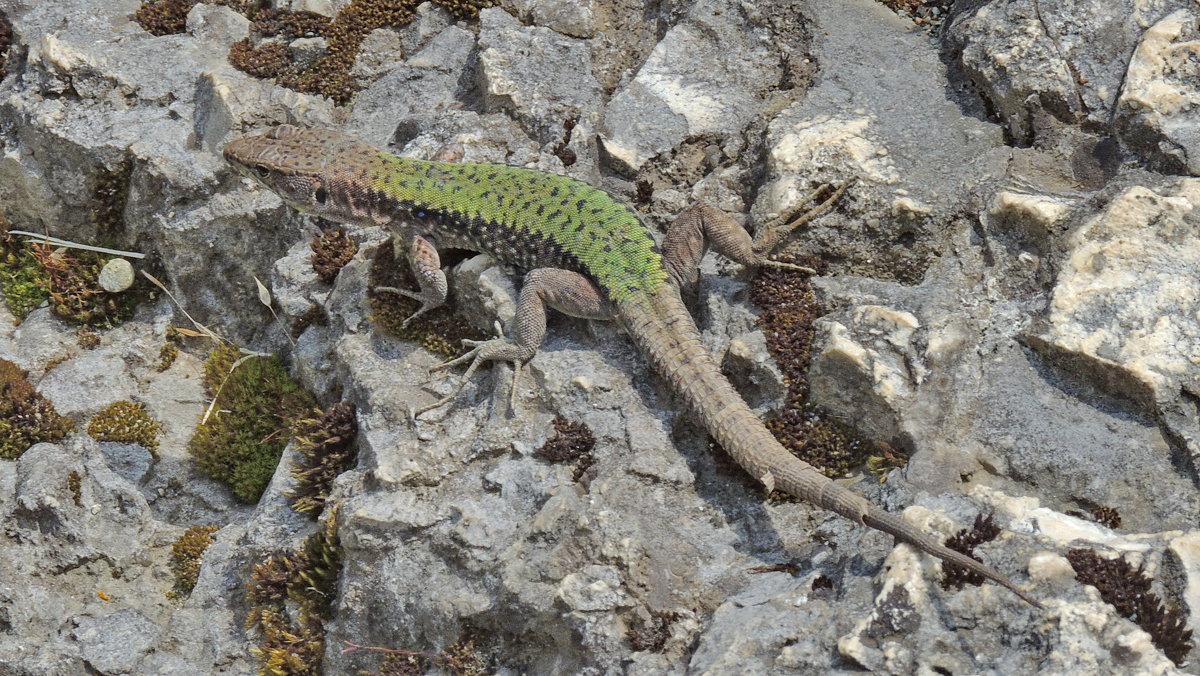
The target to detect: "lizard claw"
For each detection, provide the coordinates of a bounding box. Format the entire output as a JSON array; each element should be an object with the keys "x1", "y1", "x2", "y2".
[
  {"x1": 375, "y1": 285, "x2": 441, "y2": 328},
  {"x1": 412, "y1": 336, "x2": 532, "y2": 418}
]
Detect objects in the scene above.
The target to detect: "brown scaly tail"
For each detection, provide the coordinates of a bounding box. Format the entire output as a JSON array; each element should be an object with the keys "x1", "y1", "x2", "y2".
[{"x1": 618, "y1": 289, "x2": 1041, "y2": 608}]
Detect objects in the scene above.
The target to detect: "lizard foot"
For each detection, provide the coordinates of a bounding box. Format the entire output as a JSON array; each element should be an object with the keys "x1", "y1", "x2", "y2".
[
  {"x1": 375, "y1": 285, "x2": 442, "y2": 328},
  {"x1": 411, "y1": 332, "x2": 533, "y2": 419}
]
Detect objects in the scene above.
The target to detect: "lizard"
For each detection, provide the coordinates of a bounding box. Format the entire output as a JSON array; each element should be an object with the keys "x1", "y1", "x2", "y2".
[{"x1": 224, "y1": 124, "x2": 1040, "y2": 607}]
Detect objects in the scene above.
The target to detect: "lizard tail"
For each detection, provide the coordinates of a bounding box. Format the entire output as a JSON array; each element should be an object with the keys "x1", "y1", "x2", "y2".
[{"x1": 617, "y1": 289, "x2": 1040, "y2": 607}]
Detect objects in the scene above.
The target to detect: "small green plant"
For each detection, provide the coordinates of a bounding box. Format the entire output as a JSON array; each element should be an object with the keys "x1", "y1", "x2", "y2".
[
  {"x1": 0, "y1": 358, "x2": 73, "y2": 459},
  {"x1": 189, "y1": 344, "x2": 316, "y2": 503},
  {"x1": 88, "y1": 400, "x2": 162, "y2": 455},
  {"x1": 0, "y1": 222, "x2": 147, "y2": 327},
  {"x1": 169, "y1": 525, "x2": 220, "y2": 598},
  {"x1": 288, "y1": 402, "x2": 358, "y2": 517},
  {"x1": 247, "y1": 511, "x2": 343, "y2": 675}
]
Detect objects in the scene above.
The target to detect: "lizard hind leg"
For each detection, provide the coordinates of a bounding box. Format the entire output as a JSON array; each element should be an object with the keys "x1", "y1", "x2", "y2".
[
  {"x1": 411, "y1": 268, "x2": 613, "y2": 419},
  {"x1": 661, "y1": 179, "x2": 856, "y2": 289}
]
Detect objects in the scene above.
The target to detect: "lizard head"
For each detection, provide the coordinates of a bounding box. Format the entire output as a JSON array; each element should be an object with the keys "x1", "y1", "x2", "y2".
[{"x1": 223, "y1": 125, "x2": 380, "y2": 223}]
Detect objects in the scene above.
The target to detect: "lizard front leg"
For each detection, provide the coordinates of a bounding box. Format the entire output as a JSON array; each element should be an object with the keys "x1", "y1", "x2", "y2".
[
  {"x1": 662, "y1": 180, "x2": 854, "y2": 289},
  {"x1": 374, "y1": 233, "x2": 448, "y2": 328},
  {"x1": 413, "y1": 268, "x2": 613, "y2": 418}
]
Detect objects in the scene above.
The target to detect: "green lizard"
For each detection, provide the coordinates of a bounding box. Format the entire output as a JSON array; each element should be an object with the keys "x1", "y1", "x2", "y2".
[{"x1": 224, "y1": 124, "x2": 1039, "y2": 607}]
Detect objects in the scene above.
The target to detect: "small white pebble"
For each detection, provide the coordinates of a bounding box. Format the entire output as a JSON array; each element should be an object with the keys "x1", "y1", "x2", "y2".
[
  {"x1": 98, "y1": 258, "x2": 135, "y2": 292},
  {"x1": 90, "y1": 504, "x2": 102, "y2": 514},
  {"x1": 572, "y1": 376, "x2": 593, "y2": 391}
]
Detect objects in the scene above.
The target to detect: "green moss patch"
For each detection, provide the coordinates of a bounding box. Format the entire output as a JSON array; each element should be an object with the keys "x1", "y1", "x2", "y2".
[
  {"x1": 247, "y1": 511, "x2": 343, "y2": 675},
  {"x1": 0, "y1": 218, "x2": 150, "y2": 328},
  {"x1": 0, "y1": 358, "x2": 73, "y2": 460},
  {"x1": 189, "y1": 344, "x2": 316, "y2": 503},
  {"x1": 88, "y1": 400, "x2": 162, "y2": 455},
  {"x1": 169, "y1": 525, "x2": 220, "y2": 598}
]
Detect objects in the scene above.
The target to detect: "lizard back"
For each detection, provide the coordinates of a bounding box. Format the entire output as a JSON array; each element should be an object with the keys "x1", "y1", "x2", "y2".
[{"x1": 225, "y1": 125, "x2": 669, "y2": 302}]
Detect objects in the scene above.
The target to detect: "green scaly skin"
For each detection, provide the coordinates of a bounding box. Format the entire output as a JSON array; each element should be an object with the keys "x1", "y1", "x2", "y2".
[{"x1": 224, "y1": 125, "x2": 1039, "y2": 607}]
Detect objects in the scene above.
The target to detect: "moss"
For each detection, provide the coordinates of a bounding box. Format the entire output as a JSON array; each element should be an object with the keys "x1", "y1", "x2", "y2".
[
  {"x1": 77, "y1": 328, "x2": 101, "y2": 350},
  {"x1": 189, "y1": 344, "x2": 317, "y2": 503},
  {"x1": 0, "y1": 358, "x2": 73, "y2": 460},
  {"x1": 941, "y1": 513, "x2": 1000, "y2": 590},
  {"x1": 368, "y1": 639, "x2": 486, "y2": 676},
  {"x1": 1090, "y1": 506, "x2": 1121, "y2": 529},
  {"x1": 0, "y1": 217, "x2": 149, "y2": 328},
  {"x1": 229, "y1": 0, "x2": 495, "y2": 105},
  {"x1": 88, "y1": 400, "x2": 162, "y2": 455},
  {"x1": 1067, "y1": 548, "x2": 1193, "y2": 665},
  {"x1": 866, "y1": 440, "x2": 909, "y2": 480},
  {"x1": 368, "y1": 242, "x2": 486, "y2": 359},
  {"x1": 135, "y1": 0, "x2": 265, "y2": 35},
  {"x1": 169, "y1": 525, "x2": 220, "y2": 598},
  {"x1": 290, "y1": 304, "x2": 329, "y2": 339},
  {"x1": 0, "y1": 9, "x2": 11, "y2": 80},
  {"x1": 247, "y1": 511, "x2": 343, "y2": 675},
  {"x1": 90, "y1": 160, "x2": 133, "y2": 238},
  {"x1": 626, "y1": 611, "x2": 679, "y2": 653},
  {"x1": 534, "y1": 416, "x2": 595, "y2": 482},
  {"x1": 288, "y1": 401, "x2": 358, "y2": 518},
  {"x1": 135, "y1": 0, "x2": 200, "y2": 35},
  {"x1": 310, "y1": 226, "x2": 357, "y2": 284},
  {"x1": 157, "y1": 341, "x2": 180, "y2": 372},
  {"x1": 67, "y1": 470, "x2": 83, "y2": 506},
  {"x1": 0, "y1": 218, "x2": 52, "y2": 320},
  {"x1": 748, "y1": 255, "x2": 872, "y2": 481},
  {"x1": 229, "y1": 38, "x2": 291, "y2": 79}
]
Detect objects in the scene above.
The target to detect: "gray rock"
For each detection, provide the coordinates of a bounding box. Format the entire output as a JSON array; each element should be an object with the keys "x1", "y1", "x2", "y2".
[
  {"x1": 345, "y1": 25, "x2": 476, "y2": 145},
  {"x1": 350, "y1": 29, "x2": 404, "y2": 81},
  {"x1": 509, "y1": 0, "x2": 597, "y2": 38},
  {"x1": 288, "y1": 36, "x2": 328, "y2": 71},
  {"x1": 478, "y1": 7, "x2": 603, "y2": 171},
  {"x1": 1028, "y1": 179, "x2": 1200, "y2": 485},
  {"x1": 599, "y1": 0, "x2": 805, "y2": 174},
  {"x1": 945, "y1": 0, "x2": 1190, "y2": 151},
  {"x1": 397, "y1": 2, "x2": 453, "y2": 56},
  {"x1": 97, "y1": 442, "x2": 154, "y2": 485},
  {"x1": 73, "y1": 609, "x2": 162, "y2": 675},
  {"x1": 185, "y1": 2, "x2": 251, "y2": 49},
  {"x1": 1115, "y1": 9, "x2": 1200, "y2": 174}
]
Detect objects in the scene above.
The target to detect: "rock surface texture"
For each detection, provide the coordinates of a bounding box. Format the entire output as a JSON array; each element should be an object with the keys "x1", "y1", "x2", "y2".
[{"x1": 0, "y1": 0, "x2": 1198, "y2": 674}]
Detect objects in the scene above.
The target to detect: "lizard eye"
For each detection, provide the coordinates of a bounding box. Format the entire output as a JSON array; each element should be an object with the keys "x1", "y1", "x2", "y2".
[
  {"x1": 254, "y1": 165, "x2": 270, "y2": 179},
  {"x1": 314, "y1": 186, "x2": 328, "y2": 206}
]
